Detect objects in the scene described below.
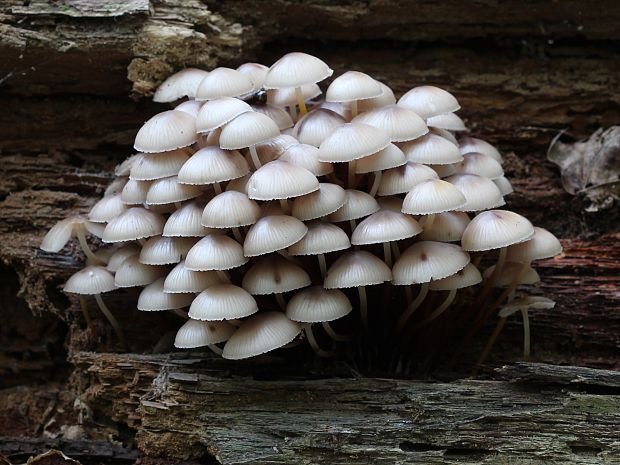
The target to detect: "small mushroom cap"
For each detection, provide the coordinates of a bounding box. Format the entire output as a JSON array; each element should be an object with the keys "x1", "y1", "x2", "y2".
[
  {"x1": 185, "y1": 234, "x2": 248, "y2": 271},
  {"x1": 219, "y1": 112, "x2": 281, "y2": 150},
  {"x1": 163, "y1": 201, "x2": 211, "y2": 237},
  {"x1": 195, "y1": 67, "x2": 254, "y2": 100},
  {"x1": 426, "y1": 112, "x2": 467, "y2": 131},
  {"x1": 279, "y1": 144, "x2": 333, "y2": 176},
  {"x1": 139, "y1": 236, "x2": 197, "y2": 265},
  {"x1": 328, "y1": 189, "x2": 380, "y2": 222},
  {"x1": 134, "y1": 110, "x2": 197, "y2": 153},
  {"x1": 222, "y1": 311, "x2": 302, "y2": 360},
  {"x1": 247, "y1": 160, "x2": 319, "y2": 201},
  {"x1": 351, "y1": 210, "x2": 422, "y2": 245},
  {"x1": 242, "y1": 255, "x2": 311, "y2": 295},
  {"x1": 377, "y1": 162, "x2": 439, "y2": 196},
  {"x1": 40, "y1": 217, "x2": 103, "y2": 253},
  {"x1": 267, "y1": 83, "x2": 322, "y2": 106},
  {"x1": 455, "y1": 152, "x2": 504, "y2": 180},
  {"x1": 418, "y1": 211, "x2": 470, "y2": 242},
  {"x1": 483, "y1": 262, "x2": 540, "y2": 287},
  {"x1": 292, "y1": 183, "x2": 346, "y2": 221},
  {"x1": 63, "y1": 266, "x2": 116, "y2": 295},
  {"x1": 400, "y1": 133, "x2": 464, "y2": 165},
  {"x1": 146, "y1": 176, "x2": 202, "y2": 205},
  {"x1": 243, "y1": 215, "x2": 308, "y2": 257},
  {"x1": 324, "y1": 251, "x2": 392, "y2": 288},
  {"x1": 153, "y1": 68, "x2": 209, "y2": 102},
  {"x1": 129, "y1": 150, "x2": 191, "y2": 181},
  {"x1": 103, "y1": 208, "x2": 165, "y2": 243},
  {"x1": 429, "y1": 263, "x2": 482, "y2": 291},
  {"x1": 326, "y1": 71, "x2": 382, "y2": 102},
  {"x1": 178, "y1": 147, "x2": 249, "y2": 185},
  {"x1": 195, "y1": 97, "x2": 252, "y2": 133},
  {"x1": 104, "y1": 177, "x2": 128, "y2": 197},
  {"x1": 494, "y1": 176, "x2": 514, "y2": 195},
  {"x1": 115, "y1": 154, "x2": 140, "y2": 177},
  {"x1": 225, "y1": 174, "x2": 250, "y2": 195},
  {"x1": 506, "y1": 227, "x2": 563, "y2": 262},
  {"x1": 237, "y1": 62, "x2": 269, "y2": 92},
  {"x1": 263, "y1": 52, "x2": 333, "y2": 89},
  {"x1": 254, "y1": 134, "x2": 299, "y2": 163},
  {"x1": 114, "y1": 255, "x2": 166, "y2": 288},
  {"x1": 164, "y1": 260, "x2": 222, "y2": 294},
  {"x1": 354, "y1": 143, "x2": 406, "y2": 174},
  {"x1": 288, "y1": 222, "x2": 350, "y2": 256},
  {"x1": 401, "y1": 179, "x2": 466, "y2": 215},
  {"x1": 445, "y1": 174, "x2": 505, "y2": 212},
  {"x1": 293, "y1": 108, "x2": 346, "y2": 147},
  {"x1": 353, "y1": 105, "x2": 428, "y2": 142},
  {"x1": 376, "y1": 196, "x2": 404, "y2": 213},
  {"x1": 429, "y1": 163, "x2": 457, "y2": 178},
  {"x1": 392, "y1": 241, "x2": 470, "y2": 285},
  {"x1": 498, "y1": 296, "x2": 556, "y2": 317},
  {"x1": 202, "y1": 191, "x2": 261, "y2": 228},
  {"x1": 397, "y1": 85, "x2": 461, "y2": 119},
  {"x1": 286, "y1": 286, "x2": 352, "y2": 323},
  {"x1": 174, "y1": 320, "x2": 236, "y2": 348},
  {"x1": 431, "y1": 127, "x2": 459, "y2": 145},
  {"x1": 252, "y1": 104, "x2": 294, "y2": 130},
  {"x1": 137, "y1": 278, "x2": 194, "y2": 311},
  {"x1": 89, "y1": 194, "x2": 128, "y2": 223},
  {"x1": 462, "y1": 210, "x2": 535, "y2": 252},
  {"x1": 459, "y1": 137, "x2": 503, "y2": 164},
  {"x1": 188, "y1": 284, "x2": 258, "y2": 321},
  {"x1": 317, "y1": 123, "x2": 391, "y2": 163},
  {"x1": 121, "y1": 179, "x2": 151, "y2": 205},
  {"x1": 106, "y1": 245, "x2": 141, "y2": 272},
  {"x1": 174, "y1": 100, "x2": 203, "y2": 118},
  {"x1": 357, "y1": 81, "x2": 397, "y2": 112}
]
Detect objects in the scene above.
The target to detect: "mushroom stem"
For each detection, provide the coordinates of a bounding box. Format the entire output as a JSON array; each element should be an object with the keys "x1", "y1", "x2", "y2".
[
  {"x1": 78, "y1": 295, "x2": 93, "y2": 329},
  {"x1": 317, "y1": 253, "x2": 327, "y2": 279},
  {"x1": 404, "y1": 285, "x2": 413, "y2": 303},
  {"x1": 521, "y1": 308, "x2": 531, "y2": 360},
  {"x1": 358, "y1": 286, "x2": 368, "y2": 330},
  {"x1": 248, "y1": 145, "x2": 262, "y2": 170},
  {"x1": 349, "y1": 219, "x2": 357, "y2": 234},
  {"x1": 279, "y1": 198, "x2": 290, "y2": 214},
  {"x1": 275, "y1": 292, "x2": 287, "y2": 310},
  {"x1": 295, "y1": 87, "x2": 308, "y2": 116},
  {"x1": 277, "y1": 249, "x2": 303, "y2": 265},
  {"x1": 422, "y1": 213, "x2": 436, "y2": 229},
  {"x1": 228, "y1": 319, "x2": 242, "y2": 327},
  {"x1": 417, "y1": 288, "x2": 457, "y2": 328},
  {"x1": 347, "y1": 160, "x2": 357, "y2": 188},
  {"x1": 369, "y1": 171, "x2": 382, "y2": 197},
  {"x1": 216, "y1": 270, "x2": 231, "y2": 283},
  {"x1": 327, "y1": 172, "x2": 344, "y2": 186},
  {"x1": 213, "y1": 182, "x2": 222, "y2": 194},
  {"x1": 207, "y1": 344, "x2": 223, "y2": 355},
  {"x1": 484, "y1": 261, "x2": 530, "y2": 318},
  {"x1": 304, "y1": 324, "x2": 333, "y2": 357},
  {"x1": 473, "y1": 316, "x2": 507, "y2": 373},
  {"x1": 322, "y1": 321, "x2": 352, "y2": 342},
  {"x1": 94, "y1": 294, "x2": 128, "y2": 350},
  {"x1": 391, "y1": 242, "x2": 401, "y2": 260},
  {"x1": 231, "y1": 227, "x2": 244, "y2": 243},
  {"x1": 350, "y1": 99, "x2": 358, "y2": 119},
  {"x1": 396, "y1": 282, "x2": 429, "y2": 332},
  {"x1": 288, "y1": 104, "x2": 297, "y2": 121},
  {"x1": 169, "y1": 308, "x2": 189, "y2": 319},
  {"x1": 472, "y1": 247, "x2": 507, "y2": 317},
  {"x1": 382, "y1": 242, "x2": 392, "y2": 267},
  {"x1": 76, "y1": 226, "x2": 103, "y2": 265}
]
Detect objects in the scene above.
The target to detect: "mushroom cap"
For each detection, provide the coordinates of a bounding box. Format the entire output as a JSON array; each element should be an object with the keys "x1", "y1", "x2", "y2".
[
  {"x1": 401, "y1": 179, "x2": 466, "y2": 215},
  {"x1": 174, "y1": 320, "x2": 236, "y2": 348},
  {"x1": 392, "y1": 241, "x2": 470, "y2": 285},
  {"x1": 377, "y1": 162, "x2": 439, "y2": 196},
  {"x1": 354, "y1": 143, "x2": 406, "y2": 174},
  {"x1": 459, "y1": 137, "x2": 503, "y2": 164},
  {"x1": 455, "y1": 152, "x2": 504, "y2": 180},
  {"x1": 498, "y1": 296, "x2": 556, "y2": 317},
  {"x1": 484, "y1": 262, "x2": 540, "y2": 287},
  {"x1": 429, "y1": 263, "x2": 482, "y2": 291},
  {"x1": 185, "y1": 234, "x2": 248, "y2": 271},
  {"x1": 429, "y1": 163, "x2": 457, "y2": 178},
  {"x1": 163, "y1": 201, "x2": 211, "y2": 237},
  {"x1": 219, "y1": 112, "x2": 281, "y2": 150},
  {"x1": 195, "y1": 97, "x2": 252, "y2": 133},
  {"x1": 195, "y1": 67, "x2": 254, "y2": 100},
  {"x1": 293, "y1": 108, "x2": 346, "y2": 147},
  {"x1": 286, "y1": 286, "x2": 352, "y2": 323},
  {"x1": 263, "y1": 52, "x2": 333, "y2": 89},
  {"x1": 121, "y1": 179, "x2": 151, "y2": 205},
  {"x1": 254, "y1": 134, "x2": 299, "y2": 163},
  {"x1": 134, "y1": 110, "x2": 197, "y2": 153},
  {"x1": 114, "y1": 255, "x2": 166, "y2": 288},
  {"x1": 267, "y1": 83, "x2": 322, "y2": 106},
  {"x1": 353, "y1": 105, "x2": 428, "y2": 142},
  {"x1": 242, "y1": 255, "x2": 311, "y2": 295},
  {"x1": 461, "y1": 210, "x2": 535, "y2": 252},
  {"x1": 247, "y1": 160, "x2": 319, "y2": 201},
  {"x1": 243, "y1": 215, "x2": 308, "y2": 257},
  {"x1": 104, "y1": 177, "x2": 128, "y2": 197},
  {"x1": 225, "y1": 174, "x2": 251, "y2": 195},
  {"x1": 426, "y1": 112, "x2": 467, "y2": 131},
  {"x1": 252, "y1": 104, "x2": 294, "y2": 130},
  {"x1": 288, "y1": 222, "x2": 350, "y2": 256},
  {"x1": 494, "y1": 176, "x2": 514, "y2": 196},
  {"x1": 129, "y1": 150, "x2": 191, "y2": 181},
  {"x1": 146, "y1": 176, "x2": 203, "y2": 205},
  {"x1": 174, "y1": 100, "x2": 203, "y2": 118},
  {"x1": 201, "y1": 191, "x2": 261, "y2": 229},
  {"x1": 325, "y1": 71, "x2": 382, "y2": 102},
  {"x1": 106, "y1": 245, "x2": 141, "y2": 272},
  {"x1": 188, "y1": 284, "x2": 258, "y2": 321},
  {"x1": 357, "y1": 81, "x2": 397, "y2": 112},
  {"x1": 397, "y1": 85, "x2": 460, "y2": 119},
  {"x1": 431, "y1": 127, "x2": 459, "y2": 145},
  {"x1": 418, "y1": 211, "x2": 470, "y2": 242},
  {"x1": 103, "y1": 208, "x2": 165, "y2": 243},
  {"x1": 445, "y1": 174, "x2": 505, "y2": 212},
  {"x1": 506, "y1": 227, "x2": 563, "y2": 262},
  {"x1": 279, "y1": 144, "x2": 333, "y2": 176},
  {"x1": 178, "y1": 147, "x2": 249, "y2": 185},
  {"x1": 317, "y1": 123, "x2": 391, "y2": 163},
  {"x1": 222, "y1": 311, "x2": 302, "y2": 360},
  {"x1": 164, "y1": 260, "x2": 222, "y2": 294},
  {"x1": 376, "y1": 195, "x2": 404, "y2": 213},
  {"x1": 64, "y1": 266, "x2": 116, "y2": 295},
  {"x1": 137, "y1": 278, "x2": 194, "y2": 311},
  {"x1": 153, "y1": 68, "x2": 209, "y2": 102},
  {"x1": 115, "y1": 154, "x2": 140, "y2": 177},
  {"x1": 400, "y1": 133, "x2": 464, "y2": 165},
  {"x1": 351, "y1": 210, "x2": 422, "y2": 245},
  {"x1": 291, "y1": 183, "x2": 346, "y2": 221},
  {"x1": 88, "y1": 194, "x2": 128, "y2": 223},
  {"x1": 328, "y1": 189, "x2": 380, "y2": 222},
  {"x1": 237, "y1": 62, "x2": 269, "y2": 92},
  {"x1": 139, "y1": 236, "x2": 197, "y2": 265},
  {"x1": 324, "y1": 251, "x2": 392, "y2": 288}
]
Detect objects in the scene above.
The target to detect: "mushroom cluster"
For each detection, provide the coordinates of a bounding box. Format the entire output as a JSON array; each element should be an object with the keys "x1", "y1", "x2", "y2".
[{"x1": 41, "y1": 52, "x2": 562, "y2": 366}]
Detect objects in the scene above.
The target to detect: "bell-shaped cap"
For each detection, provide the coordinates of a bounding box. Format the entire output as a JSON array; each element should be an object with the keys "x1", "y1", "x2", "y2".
[
  {"x1": 317, "y1": 123, "x2": 390, "y2": 163},
  {"x1": 431, "y1": 127, "x2": 459, "y2": 145},
  {"x1": 178, "y1": 147, "x2": 249, "y2": 185},
  {"x1": 121, "y1": 179, "x2": 151, "y2": 205},
  {"x1": 243, "y1": 215, "x2": 308, "y2": 257},
  {"x1": 106, "y1": 245, "x2": 141, "y2": 272},
  {"x1": 202, "y1": 191, "x2": 261, "y2": 228},
  {"x1": 445, "y1": 174, "x2": 505, "y2": 212},
  {"x1": 494, "y1": 176, "x2": 514, "y2": 196},
  {"x1": 64, "y1": 266, "x2": 116, "y2": 295},
  {"x1": 392, "y1": 241, "x2": 470, "y2": 285},
  {"x1": 426, "y1": 112, "x2": 467, "y2": 131},
  {"x1": 498, "y1": 296, "x2": 555, "y2": 317},
  {"x1": 134, "y1": 110, "x2": 196, "y2": 153},
  {"x1": 219, "y1": 112, "x2": 281, "y2": 150},
  {"x1": 163, "y1": 201, "x2": 211, "y2": 237},
  {"x1": 185, "y1": 234, "x2": 248, "y2": 271},
  {"x1": 328, "y1": 189, "x2": 380, "y2": 222},
  {"x1": 103, "y1": 208, "x2": 165, "y2": 243},
  {"x1": 237, "y1": 62, "x2": 269, "y2": 92},
  {"x1": 418, "y1": 211, "x2": 470, "y2": 242},
  {"x1": 115, "y1": 154, "x2": 140, "y2": 177},
  {"x1": 401, "y1": 133, "x2": 463, "y2": 165},
  {"x1": 429, "y1": 163, "x2": 457, "y2": 178},
  {"x1": 397, "y1": 85, "x2": 460, "y2": 119},
  {"x1": 145, "y1": 176, "x2": 202, "y2": 205},
  {"x1": 324, "y1": 251, "x2": 392, "y2": 289},
  {"x1": 263, "y1": 52, "x2": 333, "y2": 89},
  {"x1": 288, "y1": 222, "x2": 350, "y2": 256},
  {"x1": 195, "y1": 97, "x2": 252, "y2": 133},
  {"x1": 294, "y1": 108, "x2": 346, "y2": 147},
  {"x1": 254, "y1": 134, "x2": 298, "y2": 163},
  {"x1": 326, "y1": 71, "x2": 382, "y2": 102},
  {"x1": 351, "y1": 210, "x2": 422, "y2": 245},
  {"x1": 137, "y1": 278, "x2": 194, "y2": 311},
  {"x1": 130, "y1": 150, "x2": 191, "y2": 181},
  {"x1": 104, "y1": 177, "x2": 128, "y2": 197},
  {"x1": 377, "y1": 196, "x2": 404, "y2": 213},
  {"x1": 175, "y1": 320, "x2": 236, "y2": 348},
  {"x1": 455, "y1": 152, "x2": 504, "y2": 179},
  {"x1": 89, "y1": 194, "x2": 128, "y2": 223},
  {"x1": 164, "y1": 260, "x2": 222, "y2": 294},
  {"x1": 459, "y1": 137, "x2": 503, "y2": 164},
  {"x1": 153, "y1": 68, "x2": 209, "y2": 102},
  {"x1": 461, "y1": 210, "x2": 535, "y2": 252},
  {"x1": 279, "y1": 144, "x2": 333, "y2": 176},
  {"x1": 242, "y1": 255, "x2": 311, "y2": 295},
  {"x1": 139, "y1": 236, "x2": 197, "y2": 265},
  {"x1": 429, "y1": 263, "x2": 482, "y2": 291},
  {"x1": 247, "y1": 160, "x2": 319, "y2": 201},
  {"x1": 195, "y1": 67, "x2": 254, "y2": 100},
  {"x1": 291, "y1": 183, "x2": 346, "y2": 221},
  {"x1": 188, "y1": 284, "x2": 258, "y2": 321},
  {"x1": 506, "y1": 227, "x2": 563, "y2": 262},
  {"x1": 114, "y1": 255, "x2": 166, "y2": 288},
  {"x1": 355, "y1": 143, "x2": 406, "y2": 174},
  {"x1": 222, "y1": 312, "x2": 302, "y2": 360},
  {"x1": 401, "y1": 179, "x2": 466, "y2": 215},
  {"x1": 353, "y1": 105, "x2": 428, "y2": 142},
  {"x1": 174, "y1": 100, "x2": 203, "y2": 118},
  {"x1": 267, "y1": 83, "x2": 322, "y2": 106},
  {"x1": 377, "y1": 162, "x2": 438, "y2": 196},
  {"x1": 484, "y1": 262, "x2": 540, "y2": 287},
  {"x1": 286, "y1": 286, "x2": 352, "y2": 323},
  {"x1": 252, "y1": 104, "x2": 294, "y2": 130},
  {"x1": 358, "y1": 81, "x2": 397, "y2": 112}
]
